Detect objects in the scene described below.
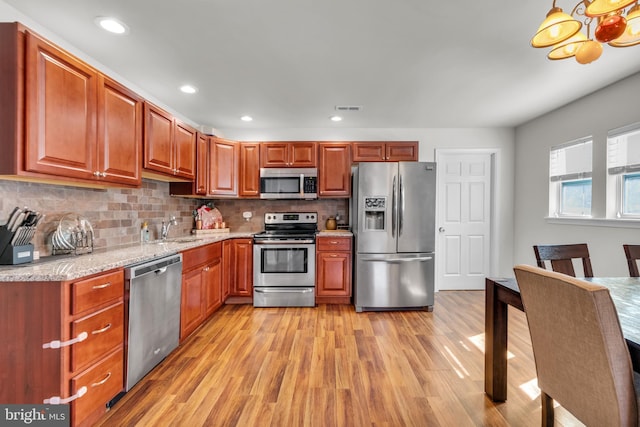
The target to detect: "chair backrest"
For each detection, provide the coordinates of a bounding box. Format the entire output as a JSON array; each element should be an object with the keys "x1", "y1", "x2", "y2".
[
  {"x1": 513, "y1": 265, "x2": 637, "y2": 427},
  {"x1": 624, "y1": 244, "x2": 640, "y2": 278},
  {"x1": 533, "y1": 243, "x2": 593, "y2": 277}
]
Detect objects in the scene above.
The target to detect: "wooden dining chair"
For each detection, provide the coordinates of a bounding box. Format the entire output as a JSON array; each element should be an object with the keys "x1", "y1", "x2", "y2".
[
  {"x1": 533, "y1": 243, "x2": 593, "y2": 277},
  {"x1": 513, "y1": 264, "x2": 639, "y2": 427},
  {"x1": 624, "y1": 244, "x2": 640, "y2": 277}
]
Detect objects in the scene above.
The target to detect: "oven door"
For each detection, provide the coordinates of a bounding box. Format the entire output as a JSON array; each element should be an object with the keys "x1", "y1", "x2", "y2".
[{"x1": 253, "y1": 242, "x2": 316, "y2": 288}]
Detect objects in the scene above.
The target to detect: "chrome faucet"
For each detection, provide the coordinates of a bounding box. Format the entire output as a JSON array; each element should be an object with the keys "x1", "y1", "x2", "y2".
[{"x1": 161, "y1": 216, "x2": 178, "y2": 240}]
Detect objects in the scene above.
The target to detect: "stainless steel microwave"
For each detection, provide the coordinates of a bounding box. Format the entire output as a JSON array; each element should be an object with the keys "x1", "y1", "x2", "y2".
[{"x1": 259, "y1": 168, "x2": 318, "y2": 199}]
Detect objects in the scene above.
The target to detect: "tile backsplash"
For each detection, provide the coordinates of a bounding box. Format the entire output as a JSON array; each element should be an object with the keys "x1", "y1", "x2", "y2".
[{"x1": 0, "y1": 179, "x2": 350, "y2": 256}]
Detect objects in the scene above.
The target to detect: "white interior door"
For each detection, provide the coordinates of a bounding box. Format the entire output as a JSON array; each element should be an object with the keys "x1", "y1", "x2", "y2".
[{"x1": 436, "y1": 151, "x2": 492, "y2": 290}]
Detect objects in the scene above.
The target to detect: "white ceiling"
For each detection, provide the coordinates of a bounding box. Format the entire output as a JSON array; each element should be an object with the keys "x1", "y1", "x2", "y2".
[{"x1": 4, "y1": 0, "x2": 640, "y2": 130}]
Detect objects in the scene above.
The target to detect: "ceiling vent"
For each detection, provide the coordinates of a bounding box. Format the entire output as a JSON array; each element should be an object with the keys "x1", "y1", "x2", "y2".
[{"x1": 335, "y1": 105, "x2": 362, "y2": 112}]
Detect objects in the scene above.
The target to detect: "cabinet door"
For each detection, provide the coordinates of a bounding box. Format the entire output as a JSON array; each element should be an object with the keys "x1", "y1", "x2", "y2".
[
  {"x1": 194, "y1": 133, "x2": 208, "y2": 195},
  {"x1": 222, "y1": 240, "x2": 232, "y2": 300},
  {"x1": 318, "y1": 143, "x2": 351, "y2": 197},
  {"x1": 174, "y1": 121, "x2": 196, "y2": 179},
  {"x1": 260, "y1": 142, "x2": 289, "y2": 167},
  {"x1": 209, "y1": 137, "x2": 238, "y2": 196},
  {"x1": 352, "y1": 142, "x2": 385, "y2": 162},
  {"x1": 97, "y1": 75, "x2": 142, "y2": 186},
  {"x1": 204, "y1": 259, "x2": 222, "y2": 316},
  {"x1": 143, "y1": 102, "x2": 174, "y2": 175},
  {"x1": 289, "y1": 142, "x2": 317, "y2": 167},
  {"x1": 25, "y1": 31, "x2": 97, "y2": 179},
  {"x1": 386, "y1": 142, "x2": 418, "y2": 161},
  {"x1": 239, "y1": 143, "x2": 260, "y2": 197},
  {"x1": 232, "y1": 239, "x2": 253, "y2": 297},
  {"x1": 316, "y1": 252, "x2": 351, "y2": 296},
  {"x1": 180, "y1": 269, "x2": 204, "y2": 340}
]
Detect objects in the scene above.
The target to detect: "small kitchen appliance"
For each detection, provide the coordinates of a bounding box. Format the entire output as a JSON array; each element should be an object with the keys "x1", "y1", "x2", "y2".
[
  {"x1": 0, "y1": 207, "x2": 43, "y2": 264},
  {"x1": 253, "y1": 212, "x2": 317, "y2": 307}
]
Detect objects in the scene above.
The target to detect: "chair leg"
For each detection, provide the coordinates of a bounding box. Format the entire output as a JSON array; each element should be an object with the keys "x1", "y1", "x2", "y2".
[{"x1": 541, "y1": 392, "x2": 554, "y2": 427}]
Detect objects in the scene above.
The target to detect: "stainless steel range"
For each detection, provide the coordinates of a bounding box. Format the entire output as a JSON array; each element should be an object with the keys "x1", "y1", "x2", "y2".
[{"x1": 253, "y1": 212, "x2": 317, "y2": 307}]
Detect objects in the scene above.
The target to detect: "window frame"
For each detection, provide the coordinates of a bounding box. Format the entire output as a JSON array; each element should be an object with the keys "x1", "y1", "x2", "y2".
[
  {"x1": 606, "y1": 122, "x2": 640, "y2": 219},
  {"x1": 549, "y1": 137, "x2": 593, "y2": 218}
]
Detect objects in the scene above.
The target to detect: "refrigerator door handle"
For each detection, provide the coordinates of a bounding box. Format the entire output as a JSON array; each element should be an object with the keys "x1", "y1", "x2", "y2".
[
  {"x1": 392, "y1": 175, "x2": 397, "y2": 238},
  {"x1": 399, "y1": 174, "x2": 404, "y2": 237},
  {"x1": 360, "y1": 256, "x2": 433, "y2": 263}
]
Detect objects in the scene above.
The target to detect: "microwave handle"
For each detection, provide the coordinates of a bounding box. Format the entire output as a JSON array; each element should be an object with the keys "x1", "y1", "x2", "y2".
[{"x1": 300, "y1": 173, "x2": 304, "y2": 197}]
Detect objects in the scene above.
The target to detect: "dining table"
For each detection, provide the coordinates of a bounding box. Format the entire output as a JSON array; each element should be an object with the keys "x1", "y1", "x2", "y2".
[{"x1": 484, "y1": 275, "x2": 640, "y2": 402}]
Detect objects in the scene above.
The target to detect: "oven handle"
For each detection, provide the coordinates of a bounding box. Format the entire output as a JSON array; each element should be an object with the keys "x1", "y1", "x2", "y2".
[
  {"x1": 254, "y1": 288, "x2": 314, "y2": 293},
  {"x1": 254, "y1": 239, "x2": 315, "y2": 245}
]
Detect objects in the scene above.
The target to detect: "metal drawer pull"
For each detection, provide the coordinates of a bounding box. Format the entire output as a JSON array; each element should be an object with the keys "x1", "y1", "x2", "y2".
[
  {"x1": 330, "y1": 241, "x2": 339, "y2": 244},
  {"x1": 43, "y1": 331, "x2": 88, "y2": 349},
  {"x1": 92, "y1": 372, "x2": 112, "y2": 387},
  {"x1": 92, "y1": 323, "x2": 112, "y2": 335},
  {"x1": 44, "y1": 386, "x2": 87, "y2": 404},
  {"x1": 92, "y1": 282, "x2": 112, "y2": 290},
  {"x1": 330, "y1": 254, "x2": 338, "y2": 257}
]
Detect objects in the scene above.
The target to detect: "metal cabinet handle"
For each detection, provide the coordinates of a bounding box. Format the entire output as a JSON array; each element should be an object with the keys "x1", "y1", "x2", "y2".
[
  {"x1": 92, "y1": 323, "x2": 112, "y2": 335},
  {"x1": 92, "y1": 372, "x2": 112, "y2": 387},
  {"x1": 92, "y1": 282, "x2": 112, "y2": 290}
]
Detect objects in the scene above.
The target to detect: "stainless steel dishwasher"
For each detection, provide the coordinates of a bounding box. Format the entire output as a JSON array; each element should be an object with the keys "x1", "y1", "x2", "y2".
[{"x1": 125, "y1": 253, "x2": 182, "y2": 391}]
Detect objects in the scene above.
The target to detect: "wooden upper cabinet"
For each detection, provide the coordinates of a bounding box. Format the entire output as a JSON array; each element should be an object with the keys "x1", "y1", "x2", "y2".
[
  {"x1": 174, "y1": 120, "x2": 196, "y2": 179},
  {"x1": 318, "y1": 142, "x2": 351, "y2": 198},
  {"x1": 239, "y1": 143, "x2": 260, "y2": 197},
  {"x1": 143, "y1": 102, "x2": 195, "y2": 181},
  {"x1": 22, "y1": 29, "x2": 141, "y2": 186},
  {"x1": 143, "y1": 102, "x2": 173, "y2": 174},
  {"x1": 352, "y1": 142, "x2": 418, "y2": 162},
  {"x1": 194, "y1": 133, "x2": 208, "y2": 195},
  {"x1": 97, "y1": 76, "x2": 143, "y2": 186},
  {"x1": 386, "y1": 142, "x2": 418, "y2": 161},
  {"x1": 260, "y1": 142, "x2": 317, "y2": 167},
  {"x1": 208, "y1": 137, "x2": 238, "y2": 196},
  {"x1": 25, "y1": 30, "x2": 97, "y2": 180}
]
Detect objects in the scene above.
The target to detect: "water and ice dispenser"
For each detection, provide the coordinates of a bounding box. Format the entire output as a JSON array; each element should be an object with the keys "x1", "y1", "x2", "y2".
[{"x1": 363, "y1": 197, "x2": 386, "y2": 230}]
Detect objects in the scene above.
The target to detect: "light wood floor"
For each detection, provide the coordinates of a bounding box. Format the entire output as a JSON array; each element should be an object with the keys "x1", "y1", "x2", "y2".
[{"x1": 96, "y1": 291, "x2": 583, "y2": 426}]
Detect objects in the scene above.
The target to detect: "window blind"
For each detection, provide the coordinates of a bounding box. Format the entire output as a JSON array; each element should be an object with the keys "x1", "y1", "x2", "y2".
[
  {"x1": 550, "y1": 138, "x2": 593, "y2": 182},
  {"x1": 608, "y1": 123, "x2": 640, "y2": 175}
]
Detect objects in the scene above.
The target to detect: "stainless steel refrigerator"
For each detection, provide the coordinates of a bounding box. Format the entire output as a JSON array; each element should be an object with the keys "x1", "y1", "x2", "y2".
[{"x1": 352, "y1": 162, "x2": 436, "y2": 312}]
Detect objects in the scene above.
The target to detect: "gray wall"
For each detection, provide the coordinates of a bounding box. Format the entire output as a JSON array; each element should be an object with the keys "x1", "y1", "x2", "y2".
[{"x1": 514, "y1": 71, "x2": 640, "y2": 276}]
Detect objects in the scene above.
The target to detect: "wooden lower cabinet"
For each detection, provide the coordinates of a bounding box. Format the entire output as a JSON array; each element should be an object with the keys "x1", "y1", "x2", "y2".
[
  {"x1": 0, "y1": 269, "x2": 126, "y2": 427},
  {"x1": 223, "y1": 238, "x2": 254, "y2": 303},
  {"x1": 316, "y1": 236, "x2": 352, "y2": 304},
  {"x1": 180, "y1": 242, "x2": 223, "y2": 340},
  {"x1": 231, "y1": 239, "x2": 253, "y2": 297}
]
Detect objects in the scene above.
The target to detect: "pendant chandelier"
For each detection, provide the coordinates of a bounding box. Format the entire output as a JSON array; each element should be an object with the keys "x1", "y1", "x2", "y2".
[{"x1": 531, "y1": 0, "x2": 640, "y2": 64}]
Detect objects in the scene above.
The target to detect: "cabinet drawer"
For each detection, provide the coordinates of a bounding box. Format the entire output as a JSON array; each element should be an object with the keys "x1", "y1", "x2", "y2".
[
  {"x1": 317, "y1": 237, "x2": 352, "y2": 252},
  {"x1": 71, "y1": 303, "x2": 124, "y2": 373},
  {"x1": 71, "y1": 348, "x2": 124, "y2": 427},
  {"x1": 71, "y1": 270, "x2": 124, "y2": 314},
  {"x1": 182, "y1": 242, "x2": 222, "y2": 271}
]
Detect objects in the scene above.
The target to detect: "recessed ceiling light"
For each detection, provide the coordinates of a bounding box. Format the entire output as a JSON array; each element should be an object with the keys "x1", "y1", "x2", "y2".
[
  {"x1": 95, "y1": 17, "x2": 129, "y2": 35},
  {"x1": 240, "y1": 115, "x2": 253, "y2": 122},
  {"x1": 180, "y1": 85, "x2": 198, "y2": 94},
  {"x1": 330, "y1": 115, "x2": 343, "y2": 122}
]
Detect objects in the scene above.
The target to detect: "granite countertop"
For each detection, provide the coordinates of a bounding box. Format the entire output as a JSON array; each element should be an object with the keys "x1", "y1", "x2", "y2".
[
  {"x1": 0, "y1": 232, "x2": 254, "y2": 283},
  {"x1": 316, "y1": 230, "x2": 353, "y2": 236}
]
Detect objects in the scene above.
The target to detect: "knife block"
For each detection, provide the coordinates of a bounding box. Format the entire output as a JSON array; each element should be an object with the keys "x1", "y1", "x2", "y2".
[{"x1": 0, "y1": 226, "x2": 34, "y2": 265}]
